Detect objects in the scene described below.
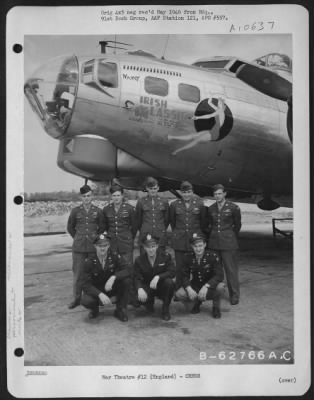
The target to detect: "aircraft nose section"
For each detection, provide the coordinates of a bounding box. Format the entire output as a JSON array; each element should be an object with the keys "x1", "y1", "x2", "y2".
[{"x1": 24, "y1": 55, "x2": 79, "y2": 138}]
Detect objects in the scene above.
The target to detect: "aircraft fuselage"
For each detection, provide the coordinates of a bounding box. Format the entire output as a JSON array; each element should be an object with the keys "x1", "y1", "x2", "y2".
[{"x1": 24, "y1": 53, "x2": 292, "y2": 204}]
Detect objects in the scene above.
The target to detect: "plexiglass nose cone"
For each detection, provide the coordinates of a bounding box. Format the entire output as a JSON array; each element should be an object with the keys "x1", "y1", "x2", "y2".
[{"x1": 24, "y1": 55, "x2": 78, "y2": 138}]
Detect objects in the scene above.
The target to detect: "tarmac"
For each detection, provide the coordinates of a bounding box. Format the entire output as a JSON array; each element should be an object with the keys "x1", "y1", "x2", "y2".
[{"x1": 24, "y1": 222, "x2": 293, "y2": 366}]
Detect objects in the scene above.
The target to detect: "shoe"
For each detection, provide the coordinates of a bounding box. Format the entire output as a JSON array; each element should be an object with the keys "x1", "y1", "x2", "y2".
[
  {"x1": 212, "y1": 306, "x2": 221, "y2": 319},
  {"x1": 230, "y1": 296, "x2": 239, "y2": 305},
  {"x1": 68, "y1": 300, "x2": 80, "y2": 309},
  {"x1": 190, "y1": 302, "x2": 201, "y2": 314},
  {"x1": 88, "y1": 308, "x2": 99, "y2": 319},
  {"x1": 162, "y1": 311, "x2": 171, "y2": 321},
  {"x1": 114, "y1": 309, "x2": 128, "y2": 322}
]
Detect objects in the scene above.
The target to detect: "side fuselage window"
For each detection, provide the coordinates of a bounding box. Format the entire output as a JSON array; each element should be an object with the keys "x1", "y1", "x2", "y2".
[
  {"x1": 98, "y1": 61, "x2": 118, "y2": 88},
  {"x1": 178, "y1": 83, "x2": 200, "y2": 103},
  {"x1": 144, "y1": 76, "x2": 168, "y2": 97}
]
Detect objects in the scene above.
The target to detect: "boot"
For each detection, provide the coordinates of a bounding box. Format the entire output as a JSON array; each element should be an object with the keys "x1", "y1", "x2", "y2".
[
  {"x1": 88, "y1": 307, "x2": 99, "y2": 319},
  {"x1": 114, "y1": 308, "x2": 128, "y2": 322},
  {"x1": 68, "y1": 299, "x2": 81, "y2": 309}
]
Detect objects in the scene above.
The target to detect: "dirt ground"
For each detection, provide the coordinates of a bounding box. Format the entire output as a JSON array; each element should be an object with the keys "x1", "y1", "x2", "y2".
[{"x1": 24, "y1": 204, "x2": 293, "y2": 366}]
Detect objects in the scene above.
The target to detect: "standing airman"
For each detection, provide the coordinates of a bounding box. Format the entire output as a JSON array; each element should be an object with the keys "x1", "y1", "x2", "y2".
[
  {"x1": 135, "y1": 177, "x2": 169, "y2": 252},
  {"x1": 207, "y1": 184, "x2": 242, "y2": 305},
  {"x1": 169, "y1": 181, "x2": 207, "y2": 289},
  {"x1": 67, "y1": 184, "x2": 105, "y2": 309},
  {"x1": 103, "y1": 185, "x2": 136, "y2": 265}
]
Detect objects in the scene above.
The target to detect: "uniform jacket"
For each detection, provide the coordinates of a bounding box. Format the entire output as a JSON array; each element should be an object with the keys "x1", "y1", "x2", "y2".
[
  {"x1": 67, "y1": 204, "x2": 105, "y2": 253},
  {"x1": 182, "y1": 250, "x2": 224, "y2": 290},
  {"x1": 207, "y1": 201, "x2": 242, "y2": 250},
  {"x1": 103, "y1": 202, "x2": 136, "y2": 254},
  {"x1": 80, "y1": 249, "x2": 130, "y2": 298},
  {"x1": 169, "y1": 196, "x2": 207, "y2": 251},
  {"x1": 134, "y1": 248, "x2": 175, "y2": 290},
  {"x1": 135, "y1": 196, "x2": 169, "y2": 246}
]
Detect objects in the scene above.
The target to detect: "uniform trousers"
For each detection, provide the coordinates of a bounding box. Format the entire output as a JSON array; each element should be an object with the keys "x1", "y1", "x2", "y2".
[
  {"x1": 176, "y1": 285, "x2": 220, "y2": 307},
  {"x1": 140, "y1": 278, "x2": 175, "y2": 312},
  {"x1": 72, "y1": 252, "x2": 95, "y2": 302},
  {"x1": 217, "y1": 250, "x2": 239, "y2": 299},
  {"x1": 81, "y1": 277, "x2": 132, "y2": 312},
  {"x1": 174, "y1": 250, "x2": 188, "y2": 289}
]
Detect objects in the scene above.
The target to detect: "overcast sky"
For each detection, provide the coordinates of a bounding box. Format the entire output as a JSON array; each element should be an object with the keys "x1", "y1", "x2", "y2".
[{"x1": 24, "y1": 34, "x2": 291, "y2": 193}]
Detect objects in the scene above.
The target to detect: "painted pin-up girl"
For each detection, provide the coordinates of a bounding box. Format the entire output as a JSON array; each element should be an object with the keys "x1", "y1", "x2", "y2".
[{"x1": 168, "y1": 97, "x2": 226, "y2": 156}]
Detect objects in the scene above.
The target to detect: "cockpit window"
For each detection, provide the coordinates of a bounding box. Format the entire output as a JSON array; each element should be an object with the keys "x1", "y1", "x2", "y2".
[
  {"x1": 255, "y1": 53, "x2": 292, "y2": 72},
  {"x1": 178, "y1": 83, "x2": 200, "y2": 103},
  {"x1": 193, "y1": 60, "x2": 229, "y2": 69},
  {"x1": 255, "y1": 56, "x2": 266, "y2": 66},
  {"x1": 268, "y1": 54, "x2": 291, "y2": 69},
  {"x1": 98, "y1": 61, "x2": 118, "y2": 88},
  {"x1": 144, "y1": 76, "x2": 168, "y2": 97}
]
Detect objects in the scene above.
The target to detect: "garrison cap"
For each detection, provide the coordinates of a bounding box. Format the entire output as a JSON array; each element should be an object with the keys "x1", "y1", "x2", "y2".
[
  {"x1": 110, "y1": 184, "x2": 124, "y2": 194},
  {"x1": 142, "y1": 233, "x2": 159, "y2": 246},
  {"x1": 180, "y1": 181, "x2": 193, "y2": 192},
  {"x1": 213, "y1": 184, "x2": 225, "y2": 192},
  {"x1": 190, "y1": 232, "x2": 206, "y2": 245},
  {"x1": 145, "y1": 177, "x2": 158, "y2": 188},
  {"x1": 80, "y1": 184, "x2": 92, "y2": 194},
  {"x1": 93, "y1": 232, "x2": 111, "y2": 245}
]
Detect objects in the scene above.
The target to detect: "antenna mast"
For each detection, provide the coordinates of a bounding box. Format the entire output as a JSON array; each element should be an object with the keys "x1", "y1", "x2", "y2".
[{"x1": 161, "y1": 35, "x2": 170, "y2": 60}]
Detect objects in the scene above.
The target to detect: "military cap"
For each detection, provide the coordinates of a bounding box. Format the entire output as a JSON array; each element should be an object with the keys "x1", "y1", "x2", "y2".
[
  {"x1": 93, "y1": 232, "x2": 111, "y2": 245},
  {"x1": 190, "y1": 232, "x2": 206, "y2": 245},
  {"x1": 80, "y1": 184, "x2": 92, "y2": 194},
  {"x1": 213, "y1": 184, "x2": 225, "y2": 193},
  {"x1": 180, "y1": 181, "x2": 193, "y2": 192},
  {"x1": 144, "y1": 177, "x2": 158, "y2": 188},
  {"x1": 142, "y1": 233, "x2": 159, "y2": 246},
  {"x1": 110, "y1": 184, "x2": 124, "y2": 194}
]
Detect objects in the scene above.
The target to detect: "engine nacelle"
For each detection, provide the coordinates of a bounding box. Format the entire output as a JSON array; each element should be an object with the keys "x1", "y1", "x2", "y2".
[{"x1": 57, "y1": 135, "x2": 159, "y2": 181}]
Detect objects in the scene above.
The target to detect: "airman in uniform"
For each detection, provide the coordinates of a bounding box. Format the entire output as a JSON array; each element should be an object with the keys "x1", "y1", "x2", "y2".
[
  {"x1": 169, "y1": 181, "x2": 207, "y2": 289},
  {"x1": 207, "y1": 184, "x2": 242, "y2": 305},
  {"x1": 135, "y1": 177, "x2": 169, "y2": 252},
  {"x1": 176, "y1": 233, "x2": 224, "y2": 318},
  {"x1": 67, "y1": 184, "x2": 105, "y2": 309},
  {"x1": 80, "y1": 232, "x2": 132, "y2": 321},
  {"x1": 103, "y1": 185, "x2": 136, "y2": 265},
  {"x1": 134, "y1": 234, "x2": 176, "y2": 321}
]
